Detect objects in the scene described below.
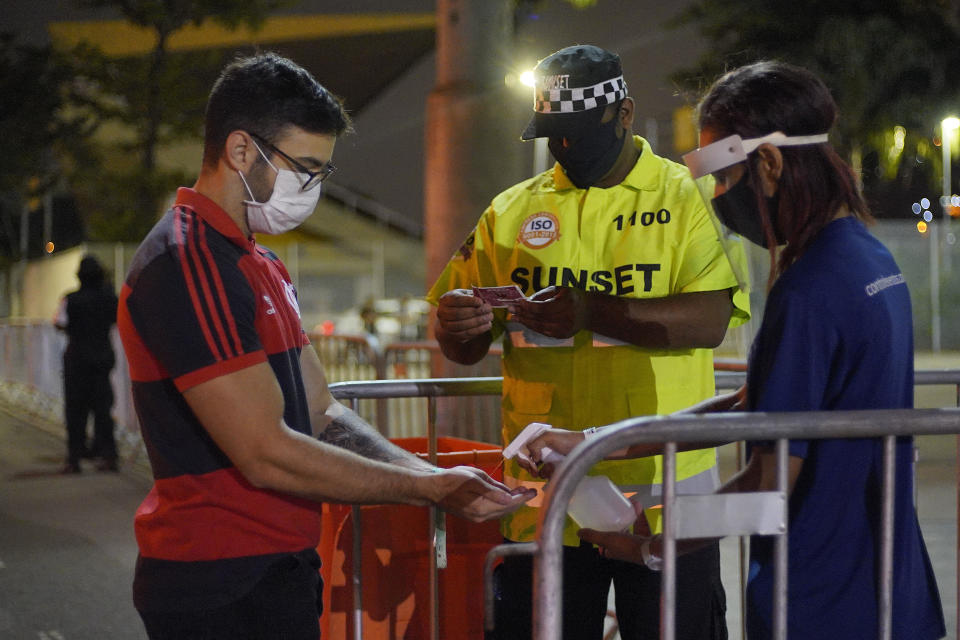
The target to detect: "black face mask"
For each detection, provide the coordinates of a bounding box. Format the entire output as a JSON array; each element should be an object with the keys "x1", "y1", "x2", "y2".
[
  {"x1": 549, "y1": 116, "x2": 624, "y2": 189},
  {"x1": 712, "y1": 178, "x2": 783, "y2": 248}
]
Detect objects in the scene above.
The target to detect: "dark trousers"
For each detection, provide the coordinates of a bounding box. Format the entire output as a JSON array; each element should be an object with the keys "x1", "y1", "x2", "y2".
[
  {"x1": 491, "y1": 539, "x2": 727, "y2": 640},
  {"x1": 63, "y1": 357, "x2": 115, "y2": 463},
  {"x1": 138, "y1": 552, "x2": 323, "y2": 640}
]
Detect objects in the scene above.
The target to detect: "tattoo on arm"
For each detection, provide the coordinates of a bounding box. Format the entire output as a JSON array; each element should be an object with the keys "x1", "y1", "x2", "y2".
[{"x1": 316, "y1": 409, "x2": 422, "y2": 466}]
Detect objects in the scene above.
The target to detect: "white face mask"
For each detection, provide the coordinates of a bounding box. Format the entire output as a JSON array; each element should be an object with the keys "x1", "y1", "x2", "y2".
[{"x1": 238, "y1": 139, "x2": 322, "y2": 235}]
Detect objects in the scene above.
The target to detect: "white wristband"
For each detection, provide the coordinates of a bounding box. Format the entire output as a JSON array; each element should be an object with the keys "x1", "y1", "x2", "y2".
[
  {"x1": 640, "y1": 538, "x2": 663, "y2": 572},
  {"x1": 582, "y1": 426, "x2": 602, "y2": 440}
]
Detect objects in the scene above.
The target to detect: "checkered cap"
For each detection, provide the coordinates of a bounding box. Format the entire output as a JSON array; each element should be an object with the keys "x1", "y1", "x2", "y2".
[
  {"x1": 521, "y1": 45, "x2": 628, "y2": 140},
  {"x1": 534, "y1": 76, "x2": 627, "y2": 114}
]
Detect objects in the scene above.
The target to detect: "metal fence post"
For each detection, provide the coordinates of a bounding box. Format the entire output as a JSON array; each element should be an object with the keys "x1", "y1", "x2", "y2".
[
  {"x1": 773, "y1": 438, "x2": 788, "y2": 640},
  {"x1": 662, "y1": 440, "x2": 678, "y2": 640},
  {"x1": 531, "y1": 408, "x2": 960, "y2": 640},
  {"x1": 428, "y1": 395, "x2": 445, "y2": 640},
  {"x1": 879, "y1": 435, "x2": 896, "y2": 640},
  {"x1": 348, "y1": 397, "x2": 364, "y2": 640}
]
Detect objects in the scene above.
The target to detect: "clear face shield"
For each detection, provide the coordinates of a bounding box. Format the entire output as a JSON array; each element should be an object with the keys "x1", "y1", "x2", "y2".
[{"x1": 681, "y1": 131, "x2": 830, "y2": 292}]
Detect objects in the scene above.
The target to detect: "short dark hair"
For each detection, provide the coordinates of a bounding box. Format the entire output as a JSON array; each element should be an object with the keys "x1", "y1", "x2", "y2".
[
  {"x1": 697, "y1": 61, "x2": 870, "y2": 276},
  {"x1": 202, "y1": 52, "x2": 353, "y2": 168},
  {"x1": 77, "y1": 255, "x2": 105, "y2": 286}
]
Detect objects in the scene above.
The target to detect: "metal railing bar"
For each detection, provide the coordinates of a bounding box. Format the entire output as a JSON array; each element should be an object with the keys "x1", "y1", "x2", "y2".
[
  {"x1": 347, "y1": 397, "x2": 364, "y2": 640},
  {"x1": 534, "y1": 408, "x2": 960, "y2": 640},
  {"x1": 914, "y1": 370, "x2": 960, "y2": 385},
  {"x1": 427, "y1": 395, "x2": 442, "y2": 640},
  {"x1": 879, "y1": 435, "x2": 896, "y2": 640},
  {"x1": 331, "y1": 370, "x2": 960, "y2": 402},
  {"x1": 483, "y1": 542, "x2": 538, "y2": 631},
  {"x1": 773, "y1": 438, "x2": 788, "y2": 640},
  {"x1": 662, "y1": 440, "x2": 678, "y2": 640},
  {"x1": 329, "y1": 377, "x2": 502, "y2": 399}
]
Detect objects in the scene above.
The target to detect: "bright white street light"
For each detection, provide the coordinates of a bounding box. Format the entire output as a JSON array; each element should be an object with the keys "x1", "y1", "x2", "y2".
[{"x1": 931, "y1": 116, "x2": 959, "y2": 353}]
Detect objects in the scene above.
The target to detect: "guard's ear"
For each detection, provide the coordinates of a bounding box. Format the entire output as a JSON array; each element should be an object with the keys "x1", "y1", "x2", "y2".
[
  {"x1": 224, "y1": 130, "x2": 258, "y2": 172},
  {"x1": 618, "y1": 97, "x2": 635, "y2": 129},
  {"x1": 754, "y1": 143, "x2": 783, "y2": 197}
]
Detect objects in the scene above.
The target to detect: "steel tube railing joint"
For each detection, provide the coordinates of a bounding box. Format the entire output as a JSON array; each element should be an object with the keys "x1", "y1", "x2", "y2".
[{"x1": 483, "y1": 542, "x2": 538, "y2": 631}]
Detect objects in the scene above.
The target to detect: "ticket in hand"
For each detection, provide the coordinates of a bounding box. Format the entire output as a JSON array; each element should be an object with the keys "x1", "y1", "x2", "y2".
[{"x1": 472, "y1": 284, "x2": 527, "y2": 308}]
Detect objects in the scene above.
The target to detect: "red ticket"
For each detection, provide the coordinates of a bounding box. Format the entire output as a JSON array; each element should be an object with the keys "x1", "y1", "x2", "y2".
[{"x1": 471, "y1": 285, "x2": 527, "y2": 307}]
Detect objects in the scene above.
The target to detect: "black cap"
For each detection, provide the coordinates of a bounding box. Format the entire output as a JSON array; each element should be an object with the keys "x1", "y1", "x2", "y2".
[{"x1": 521, "y1": 45, "x2": 627, "y2": 141}]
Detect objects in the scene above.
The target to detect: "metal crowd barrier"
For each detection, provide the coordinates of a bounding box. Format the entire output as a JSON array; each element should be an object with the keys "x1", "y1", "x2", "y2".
[
  {"x1": 330, "y1": 372, "x2": 960, "y2": 640},
  {"x1": 4, "y1": 321, "x2": 958, "y2": 639},
  {"x1": 0, "y1": 320, "x2": 140, "y2": 454},
  {"x1": 0, "y1": 325, "x2": 503, "y2": 461},
  {"x1": 530, "y1": 406, "x2": 960, "y2": 640},
  {"x1": 308, "y1": 334, "x2": 503, "y2": 440},
  {"x1": 328, "y1": 377, "x2": 503, "y2": 640}
]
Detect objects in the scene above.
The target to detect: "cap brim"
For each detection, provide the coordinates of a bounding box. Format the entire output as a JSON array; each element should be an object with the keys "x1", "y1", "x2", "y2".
[
  {"x1": 519, "y1": 109, "x2": 606, "y2": 141},
  {"x1": 521, "y1": 114, "x2": 540, "y2": 140}
]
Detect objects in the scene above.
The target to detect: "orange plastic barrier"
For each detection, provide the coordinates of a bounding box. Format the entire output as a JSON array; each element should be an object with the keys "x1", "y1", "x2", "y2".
[{"x1": 318, "y1": 437, "x2": 504, "y2": 639}]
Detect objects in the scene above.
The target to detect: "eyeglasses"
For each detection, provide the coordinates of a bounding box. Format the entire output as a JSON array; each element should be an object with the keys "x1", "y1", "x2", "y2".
[{"x1": 249, "y1": 132, "x2": 336, "y2": 191}]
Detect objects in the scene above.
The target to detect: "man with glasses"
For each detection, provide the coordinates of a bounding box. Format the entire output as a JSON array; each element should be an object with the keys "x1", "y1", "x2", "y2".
[
  {"x1": 428, "y1": 45, "x2": 750, "y2": 639},
  {"x1": 118, "y1": 52, "x2": 533, "y2": 640}
]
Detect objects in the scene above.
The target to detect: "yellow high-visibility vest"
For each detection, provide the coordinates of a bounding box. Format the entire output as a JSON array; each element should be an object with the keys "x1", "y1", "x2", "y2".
[{"x1": 428, "y1": 136, "x2": 751, "y2": 545}]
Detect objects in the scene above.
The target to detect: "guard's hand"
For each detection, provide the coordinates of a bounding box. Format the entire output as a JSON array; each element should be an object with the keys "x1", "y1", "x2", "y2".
[
  {"x1": 436, "y1": 289, "x2": 493, "y2": 343},
  {"x1": 516, "y1": 429, "x2": 586, "y2": 478},
  {"x1": 508, "y1": 286, "x2": 588, "y2": 339},
  {"x1": 431, "y1": 466, "x2": 536, "y2": 522},
  {"x1": 578, "y1": 502, "x2": 659, "y2": 565},
  {"x1": 729, "y1": 384, "x2": 749, "y2": 412}
]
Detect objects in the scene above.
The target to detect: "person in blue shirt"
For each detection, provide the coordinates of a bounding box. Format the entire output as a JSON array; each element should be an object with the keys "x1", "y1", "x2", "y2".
[{"x1": 521, "y1": 61, "x2": 945, "y2": 639}]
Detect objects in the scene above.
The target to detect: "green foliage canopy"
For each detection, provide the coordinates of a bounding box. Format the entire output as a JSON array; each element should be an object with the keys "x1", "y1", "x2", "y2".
[{"x1": 671, "y1": 0, "x2": 960, "y2": 215}]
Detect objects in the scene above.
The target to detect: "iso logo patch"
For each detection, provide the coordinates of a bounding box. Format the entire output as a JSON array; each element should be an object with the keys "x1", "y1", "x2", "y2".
[{"x1": 517, "y1": 212, "x2": 561, "y2": 249}]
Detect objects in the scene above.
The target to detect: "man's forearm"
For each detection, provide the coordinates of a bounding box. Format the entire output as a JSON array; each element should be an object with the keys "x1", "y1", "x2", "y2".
[
  {"x1": 585, "y1": 289, "x2": 733, "y2": 349},
  {"x1": 316, "y1": 406, "x2": 433, "y2": 470}
]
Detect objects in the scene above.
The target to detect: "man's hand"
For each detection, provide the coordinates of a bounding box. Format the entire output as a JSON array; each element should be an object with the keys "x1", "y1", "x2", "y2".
[
  {"x1": 508, "y1": 286, "x2": 589, "y2": 339},
  {"x1": 436, "y1": 289, "x2": 493, "y2": 343},
  {"x1": 430, "y1": 466, "x2": 537, "y2": 522},
  {"x1": 578, "y1": 502, "x2": 659, "y2": 565}
]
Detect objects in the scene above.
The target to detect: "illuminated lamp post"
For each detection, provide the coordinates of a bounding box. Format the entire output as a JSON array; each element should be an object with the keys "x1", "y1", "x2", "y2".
[{"x1": 933, "y1": 117, "x2": 960, "y2": 352}]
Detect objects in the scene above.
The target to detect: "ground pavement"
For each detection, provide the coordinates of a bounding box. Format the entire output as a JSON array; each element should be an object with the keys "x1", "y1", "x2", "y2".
[{"x1": 0, "y1": 405, "x2": 150, "y2": 639}]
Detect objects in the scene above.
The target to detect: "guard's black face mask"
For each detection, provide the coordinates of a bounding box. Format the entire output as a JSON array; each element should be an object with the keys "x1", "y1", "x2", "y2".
[
  {"x1": 549, "y1": 116, "x2": 624, "y2": 189},
  {"x1": 712, "y1": 177, "x2": 783, "y2": 248}
]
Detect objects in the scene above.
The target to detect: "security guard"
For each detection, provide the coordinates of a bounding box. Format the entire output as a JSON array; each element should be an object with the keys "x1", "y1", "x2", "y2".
[{"x1": 428, "y1": 45, "x2": 750, "y2": 640}]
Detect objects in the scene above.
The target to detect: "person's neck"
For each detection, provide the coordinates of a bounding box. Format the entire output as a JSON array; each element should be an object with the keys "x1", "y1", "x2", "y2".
[
  {"x1": 592, "y1": 132, "x2": 639, "y2": 188},
  {"x1": 832, "y1": 205, "x2": 851, "y2": 221},
  {"x1": 194, "y1": 167, "x2": 251, "y2": 236}
]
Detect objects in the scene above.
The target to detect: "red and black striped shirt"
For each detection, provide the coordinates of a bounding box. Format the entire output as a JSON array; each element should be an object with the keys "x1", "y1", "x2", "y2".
[{"x1": 118, "y1": 188, "x2": 322, "y2": 612}]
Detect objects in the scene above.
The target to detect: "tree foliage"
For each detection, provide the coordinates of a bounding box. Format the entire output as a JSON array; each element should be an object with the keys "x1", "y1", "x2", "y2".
[
  {"x1": 670, "y1": 0, "x2": 960, "y2": 216},
  {"x1": 69, "y1": 0, "x2": 289, "y2": 241},
  {"x1": 0, "y1": 35, "x2": 99, "y2": 200},
  {"x1": 0, "y1": 34, "x2": 103, "y2": 263}
]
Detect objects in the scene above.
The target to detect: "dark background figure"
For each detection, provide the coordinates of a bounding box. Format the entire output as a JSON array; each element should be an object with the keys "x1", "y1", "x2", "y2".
[{"x1": 54, "y1": 255, "x2": 119, "y2": 473}]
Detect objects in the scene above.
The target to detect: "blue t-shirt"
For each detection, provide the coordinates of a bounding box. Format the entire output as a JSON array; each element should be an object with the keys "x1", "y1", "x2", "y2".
[{"x1": 745, "y1": 217, "x2": 944, "y2": 639}]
